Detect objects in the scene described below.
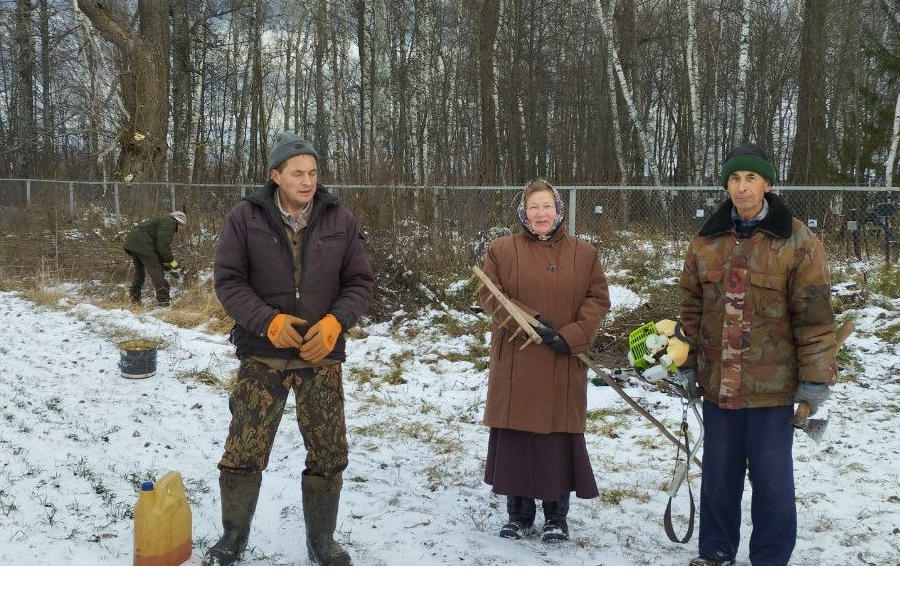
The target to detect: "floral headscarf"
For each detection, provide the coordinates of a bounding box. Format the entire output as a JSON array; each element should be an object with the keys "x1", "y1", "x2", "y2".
[{"x1": 516, "y1": 178, "x2": 565, "y2": 241}]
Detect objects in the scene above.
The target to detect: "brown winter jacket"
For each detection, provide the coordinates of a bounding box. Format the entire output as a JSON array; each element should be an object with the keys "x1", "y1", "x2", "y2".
[
  {"x1": 214, "y1": 181, "x2": 373, "y2": 361},
  {"x1": 478, "y1": 227, "x2": 611, "y2": 434},
  {"x1": 678, "y1": 192, "x2": 837, "y2": 409}
]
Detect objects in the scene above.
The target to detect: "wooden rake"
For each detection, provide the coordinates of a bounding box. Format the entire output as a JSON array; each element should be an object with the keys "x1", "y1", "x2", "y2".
[{"x1": 473, "y1": 266, "x2": 700, "y2": 467}]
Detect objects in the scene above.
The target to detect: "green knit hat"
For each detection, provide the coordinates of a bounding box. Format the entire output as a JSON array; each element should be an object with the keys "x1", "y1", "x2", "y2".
[{"x1": 720, "y1": 143, "x2": 776, "y2": 188}]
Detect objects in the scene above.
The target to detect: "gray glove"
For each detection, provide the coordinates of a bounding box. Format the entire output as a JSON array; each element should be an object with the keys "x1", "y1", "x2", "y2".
[
  {"x1": 794, "y1": 382, "x2": 830, "y2": 415},
  {"x1": 679, "y1": 368, "x2": 700, "y2": 401}
]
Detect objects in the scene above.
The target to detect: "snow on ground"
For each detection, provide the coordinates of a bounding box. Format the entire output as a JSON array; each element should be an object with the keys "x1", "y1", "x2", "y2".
[{"x1": 0, "y1": 284, "x2": 897, "y2": 594}]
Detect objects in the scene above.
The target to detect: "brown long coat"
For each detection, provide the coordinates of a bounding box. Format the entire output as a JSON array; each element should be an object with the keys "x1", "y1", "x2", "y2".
[{"x1": 479, "y1": 229, "x2": 611, "y2": 434}]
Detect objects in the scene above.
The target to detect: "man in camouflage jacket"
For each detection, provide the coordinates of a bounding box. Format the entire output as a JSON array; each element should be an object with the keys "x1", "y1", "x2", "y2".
[{"x1": 678, "y1": 143, "x2": 836, "y2": 566}]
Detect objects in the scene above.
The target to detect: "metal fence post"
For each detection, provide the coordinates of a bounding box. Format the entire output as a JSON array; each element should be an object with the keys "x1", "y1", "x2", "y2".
[
  {"x1": 114, "y1": 182, "x2": 120, "y2": 221},
  {"x1": 69, "y1": 182, "x2": 75, "y2": 220},
  {"x1": 568, "y1": 188, "x2": 577, "y2": 235},
  {"x1": 26, "y1": 179, "x2": 31, "y2": 207}
]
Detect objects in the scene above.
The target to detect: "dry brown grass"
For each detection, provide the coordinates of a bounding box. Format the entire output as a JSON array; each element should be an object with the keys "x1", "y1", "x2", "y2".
[{"x1": 166, "y1": 280, "x2": 233, "y2": 334}]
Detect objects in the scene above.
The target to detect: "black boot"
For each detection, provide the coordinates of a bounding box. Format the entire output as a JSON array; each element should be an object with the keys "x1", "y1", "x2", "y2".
[
  {"x1": 302, "y1": 474, "x2": 352, "y2": 566},
  {"x1": 156, "y1": 290, "x2": 171, "y2": 307},
  {"x1": 202, "y1": 470, "x2": 261, "y2": 566},
  {"x1": 499, "y1": 496, "x2": 536, "y2": 539},
  {"x1": 541, "y1": 493, "x2": 570, "y2": 542}
]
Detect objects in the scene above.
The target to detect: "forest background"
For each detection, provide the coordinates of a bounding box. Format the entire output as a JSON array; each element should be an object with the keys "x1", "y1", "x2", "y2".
[{"x1": 0, "y1": 0, "x2": 898, "y2": 189}]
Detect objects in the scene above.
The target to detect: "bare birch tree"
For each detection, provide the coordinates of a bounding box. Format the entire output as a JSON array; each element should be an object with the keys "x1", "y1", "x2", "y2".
[
  {"x1": 595, "y1": 0, "x2": 660, "y2": 185},
  {"x1": 732, "y1": 0, "x2": 752, "y2": 144},
  {"x1": 686, "y1": 0, "x2": 702, "y2": 182},
  {"x1": 887, "y1": 91, "x2": 900, "y2": 186}
]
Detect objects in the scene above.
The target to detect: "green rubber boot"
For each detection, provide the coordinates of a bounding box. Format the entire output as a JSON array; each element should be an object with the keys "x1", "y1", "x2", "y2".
[{"x1": 302, "y1": 474, "x2": 352, "y2": 566}]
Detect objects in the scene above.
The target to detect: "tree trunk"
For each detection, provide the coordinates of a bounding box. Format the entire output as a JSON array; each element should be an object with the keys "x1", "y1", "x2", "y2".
[
  {"x1": 686, "y1": 0, "x2": 702, "y2": 183},
  {"x1": 13, "y1": 0, "x2": 36, "y2": 175},
  {"x1": 75, "y1": 0, "x2": 170, "y2": 182},
  {"x1": 603, "y1": 0, "x2": 627, "y2": 185},
  {"x1": 38, "y1": 0, "x2": 53, "y2": 166},
  {"x1": 77, "y1": 0, "x2": 169, "y2": 181},
  {"x1": 732, "y1": 0, "x2": 751, "y2": 144},
  {"x1": 171, "y1": 0, "x2": 191, "y2": 182},
  {"x1": 473, "y1": 0, "x2": 500, "y2": 183},
  {"x1": 887, "y1": 91, "x2": 900, "y2": 187},
  {"x1": 248, "y1": 0, "x2": 265, "y2": 181},
  {"x1": 596, "y1": 0, "x2": 660, "y2": 185},
  {"x1": 313, "y1": 0, "x2": 330, "y2": 179},
  {"x1": 788, "y1": 0, "x2": 829, "y2": 183},
  {"x1": 356, "y1": 0, "x2": 367, "y2": 179},
  {"x1": 189, "y1": 0, "x2": 209, "y2": 182}
]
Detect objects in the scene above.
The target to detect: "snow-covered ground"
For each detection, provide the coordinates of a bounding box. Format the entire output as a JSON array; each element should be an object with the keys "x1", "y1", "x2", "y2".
[{"x1": 0, "y1": 282, "x2": 897, "y2": 594}]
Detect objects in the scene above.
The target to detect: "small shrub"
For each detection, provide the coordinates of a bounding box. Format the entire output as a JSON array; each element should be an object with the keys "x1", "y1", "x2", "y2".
[{"x1": 870, "y1": 264, "x2": 900, "y2": 298}]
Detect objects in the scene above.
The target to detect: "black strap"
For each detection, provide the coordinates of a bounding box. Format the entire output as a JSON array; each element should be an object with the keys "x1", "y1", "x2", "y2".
[
  {"x1": 663, "y1": 418, "x2": 696, "y2": 544},
  {"x1": 663, "y1": 481, "x2": 695, "y2": 543}
]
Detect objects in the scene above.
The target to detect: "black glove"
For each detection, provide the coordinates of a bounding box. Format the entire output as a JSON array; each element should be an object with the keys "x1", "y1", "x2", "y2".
[{"x1": 534, "y1": 326, "x2": 571, "y2": 355}]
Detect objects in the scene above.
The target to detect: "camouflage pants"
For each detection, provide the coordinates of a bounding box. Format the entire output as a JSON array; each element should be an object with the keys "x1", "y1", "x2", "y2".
[{"x1": 218, "y1": 359, "x2": 349, "y2": 483}]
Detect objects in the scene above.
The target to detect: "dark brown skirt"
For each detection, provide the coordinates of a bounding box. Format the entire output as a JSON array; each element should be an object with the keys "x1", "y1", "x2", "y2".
[{"x1": 483, "y1": 427, "x2": 599, "y2": 501}]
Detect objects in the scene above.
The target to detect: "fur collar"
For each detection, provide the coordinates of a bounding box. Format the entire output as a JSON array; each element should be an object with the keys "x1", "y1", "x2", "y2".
[{"x1": 699, "y1": 192, "x2": 794, "y2": 238}]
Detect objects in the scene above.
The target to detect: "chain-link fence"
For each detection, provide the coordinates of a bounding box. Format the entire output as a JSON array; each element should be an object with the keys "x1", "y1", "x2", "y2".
[{"x1": 0, "y1": 179, "x2": 897, "y2": 290}]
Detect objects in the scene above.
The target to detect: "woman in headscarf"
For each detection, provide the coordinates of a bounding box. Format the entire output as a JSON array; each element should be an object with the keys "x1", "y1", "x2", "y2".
[{"x1": 478, "y1": 178, "x2": 611, "y2": 542}]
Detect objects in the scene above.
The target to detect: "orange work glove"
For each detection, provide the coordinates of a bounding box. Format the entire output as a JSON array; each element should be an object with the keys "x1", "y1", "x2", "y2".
[
  {"x1": 266, "y1": 313, "x2": 307, "y2": 349},
  {"x1": 299, "y1": 314, "x2": 342, "y2": 363}
]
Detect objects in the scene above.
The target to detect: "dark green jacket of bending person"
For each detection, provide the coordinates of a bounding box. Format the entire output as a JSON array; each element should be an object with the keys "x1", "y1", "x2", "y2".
[{"x1": 124, "y1": 216, "x2": 179, "y2": 265}]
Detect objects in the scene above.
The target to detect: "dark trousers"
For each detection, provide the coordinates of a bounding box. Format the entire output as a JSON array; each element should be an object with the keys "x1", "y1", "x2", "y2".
[
  {"x1": 127, "y1": 251, "x2": 170, "y2": 305},
  {"x1": 698, "y1": 402, "x2": 796, "y2": 565}
]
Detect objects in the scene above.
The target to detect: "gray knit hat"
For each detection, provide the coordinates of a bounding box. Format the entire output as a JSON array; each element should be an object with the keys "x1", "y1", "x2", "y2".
[
  {"x1": 266, "y1": 132, "x2": 318, "y2": 175},
  {"x1": 720, "y1": 142, "x2": 776, "y2": 188}
]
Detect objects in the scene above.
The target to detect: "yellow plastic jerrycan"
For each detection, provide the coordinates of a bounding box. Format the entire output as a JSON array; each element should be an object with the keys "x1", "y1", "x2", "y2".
[{"x1": 133, "y1": 471, "x2": 193, "y2": 566}]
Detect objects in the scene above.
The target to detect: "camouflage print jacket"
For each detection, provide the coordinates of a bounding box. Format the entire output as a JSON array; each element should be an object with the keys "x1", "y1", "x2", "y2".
[{"x1": 678, "y1": 193, "x2": 837, "y2": 409}]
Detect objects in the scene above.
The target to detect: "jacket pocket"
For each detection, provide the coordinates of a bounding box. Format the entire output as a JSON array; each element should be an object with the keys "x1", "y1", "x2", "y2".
[
  {"x1": 750, "y1": 272, "x2": 787, "y2": 318},
  {"x1": 699, "y1": 269, "x2": 724, "y2": 311},
  {"x1": 316, "y1": 231, "x2": 347, "y2": 249}
]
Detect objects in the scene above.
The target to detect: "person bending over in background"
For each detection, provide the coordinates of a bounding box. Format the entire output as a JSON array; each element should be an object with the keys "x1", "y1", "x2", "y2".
[
  {"x1": 478, "y1": 178, "x2": 611, "y2": 543},
  {"x1": 205, "y1": 132, "x2": 373, "y2": 566},
  {"x1": 123, "y1": 210, "x2": 186, "y2": 307},
  {"x1": 678, "y1": 142, "x2": 837, "y2": 566}
]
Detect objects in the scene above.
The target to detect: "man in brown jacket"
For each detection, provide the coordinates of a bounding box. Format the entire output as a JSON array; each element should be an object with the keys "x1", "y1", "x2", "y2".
[
  {"x1": 205, "y1": 132, "x2": 373, "y2": 566},
  {"x1": 678, "y1": 142, "x2": 836, "y2": 566}
]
